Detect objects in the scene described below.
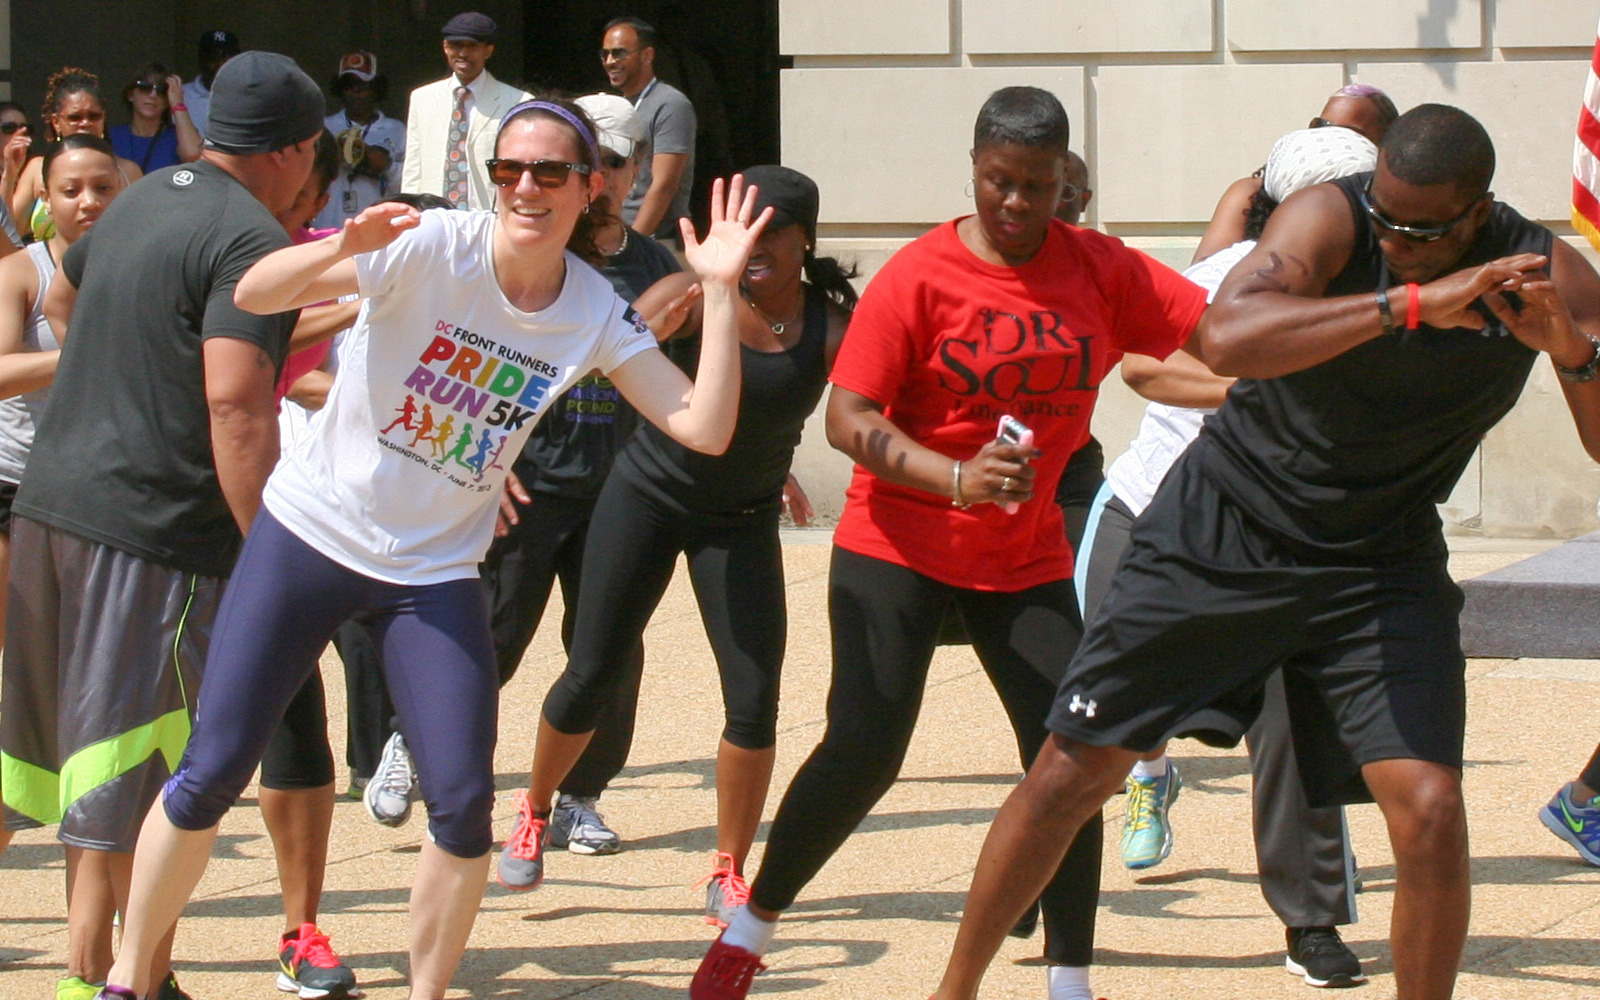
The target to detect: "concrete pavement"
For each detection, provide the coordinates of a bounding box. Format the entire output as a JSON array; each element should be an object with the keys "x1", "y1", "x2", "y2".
[{"x1": 3, "y1": 535, "x2": 1599, "y2": 998}]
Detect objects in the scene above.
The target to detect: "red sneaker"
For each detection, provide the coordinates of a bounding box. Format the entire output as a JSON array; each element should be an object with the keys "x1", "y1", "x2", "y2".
[{"x1": 689, "y1": 933, "x2": 766, "y2": 1000}]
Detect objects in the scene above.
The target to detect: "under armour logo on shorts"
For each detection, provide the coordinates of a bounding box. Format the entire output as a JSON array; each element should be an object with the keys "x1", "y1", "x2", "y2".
[{"x1": 1067, "y1": 694, "x2": 1097, "y2": 718}]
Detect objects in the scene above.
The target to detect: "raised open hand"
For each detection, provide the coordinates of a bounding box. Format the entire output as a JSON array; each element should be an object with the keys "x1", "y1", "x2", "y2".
[
  {"x1": 2, "y1": 128, "x2": 29, "y2": 180},
  {"x1": 680, "y1": 174, "x2": 774, "y2": 289},
  {"x1": 1417, "y1": 253, "x2": 1547, "y2": 330},
  {"x1": 338, "y1": 201, "x2": 421, "y2": 258}
]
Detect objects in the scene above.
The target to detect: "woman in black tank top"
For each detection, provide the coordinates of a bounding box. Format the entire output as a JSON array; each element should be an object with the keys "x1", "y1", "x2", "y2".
[{"x1": 500, "y1": 167, "x2": 855, "y2": 923}]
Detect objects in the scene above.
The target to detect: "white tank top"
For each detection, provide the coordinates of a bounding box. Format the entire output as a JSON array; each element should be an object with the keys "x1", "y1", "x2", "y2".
[{"x1": 0, "y1": 242, "x2": 60, "y2": 482}]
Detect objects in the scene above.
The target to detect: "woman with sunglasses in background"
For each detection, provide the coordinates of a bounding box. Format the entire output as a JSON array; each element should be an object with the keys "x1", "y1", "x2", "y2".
[
  {"x1": 495, "y1": 162, "x2": 852, "y2": 925},
  {"x1": 0, "y1": 103, "x2": 32, "y2": 253},
  {"x1": 9, "y1": 69, "x2": 142, "y2": 243},
  {"x1": 1194, "y1": 83, "x2": 1399, "y2": 264},
  {"x1": 109, "y1": 64, "x2": 201, "y2": 175},
  {"x1": 91, "y1": 97, "x2": 768, "y2": 1000}
]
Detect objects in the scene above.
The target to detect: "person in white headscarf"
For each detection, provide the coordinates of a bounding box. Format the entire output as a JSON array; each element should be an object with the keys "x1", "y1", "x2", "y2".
[
  {"x1": 1195, "y1": 84, "x2": 1398, "y2": 263},
  {"x1": 1073, "y1": 123, "x2": 1378, "y2": 988}
]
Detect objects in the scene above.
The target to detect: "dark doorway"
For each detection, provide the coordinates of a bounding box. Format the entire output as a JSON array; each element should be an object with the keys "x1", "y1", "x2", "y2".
[{"x1": 522, "y1": 0, "x2": 782, "y2": 227}]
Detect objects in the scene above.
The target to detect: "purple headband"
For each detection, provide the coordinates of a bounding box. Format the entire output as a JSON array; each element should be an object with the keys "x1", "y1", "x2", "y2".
[
  {"x1": 1334, "y1": 83, "x2": 1387, "y2": 100},
  {"x1": 498, "y1": 100, "x2": 601, "y2": 169}
]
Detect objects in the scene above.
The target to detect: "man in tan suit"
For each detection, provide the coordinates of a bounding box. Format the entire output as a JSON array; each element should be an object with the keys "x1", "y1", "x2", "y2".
[{"x1": 401, "y1": 11, "x2": 532, "y2": 210}]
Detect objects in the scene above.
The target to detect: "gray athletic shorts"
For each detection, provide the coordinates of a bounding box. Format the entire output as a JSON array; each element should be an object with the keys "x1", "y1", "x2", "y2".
[{"x1": 0, "y1": 517, "x2": 223, "y2": 851}]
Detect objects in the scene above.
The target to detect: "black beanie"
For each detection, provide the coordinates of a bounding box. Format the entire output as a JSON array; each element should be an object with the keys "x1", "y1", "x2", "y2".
[{"x1": 202, "y1": 51, "x2": 325, "y2": 155}]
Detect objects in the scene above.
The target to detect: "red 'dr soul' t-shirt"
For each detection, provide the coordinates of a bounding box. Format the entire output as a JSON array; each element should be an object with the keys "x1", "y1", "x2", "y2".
[{"x1": 829, "y1": 218, "x2": 1208, "y2": 591}]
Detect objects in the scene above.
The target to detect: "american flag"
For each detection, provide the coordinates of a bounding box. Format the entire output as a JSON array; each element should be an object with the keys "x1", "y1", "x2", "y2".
[{"x1": 1576, "y1": 16, "x2": 1600, "y2": 252}]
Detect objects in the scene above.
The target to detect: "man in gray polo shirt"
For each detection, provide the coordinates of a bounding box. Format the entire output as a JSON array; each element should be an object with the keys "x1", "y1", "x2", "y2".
[{"x1": 601, "y1": 15, "x2": 695, "y2": 241}]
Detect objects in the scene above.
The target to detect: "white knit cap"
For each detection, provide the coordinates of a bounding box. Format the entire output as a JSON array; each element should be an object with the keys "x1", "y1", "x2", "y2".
[{"x1": 1262, "y1": 126, "x2": 1378, "y2": 203}]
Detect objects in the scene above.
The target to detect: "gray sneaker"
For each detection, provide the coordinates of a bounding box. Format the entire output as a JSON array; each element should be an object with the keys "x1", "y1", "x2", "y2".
[
  {"x1": 550, "y1": 794, "x2": 622, "y2": 855},
  {"x1": 698, "y1": 851, "x2": 749, "y2": 928},
  {"x1": 496, "y1": 790, "x2": 549, "y2": 891},
  {"x1": 363, "y1": 731, "x2": 416, "y2": 827}
]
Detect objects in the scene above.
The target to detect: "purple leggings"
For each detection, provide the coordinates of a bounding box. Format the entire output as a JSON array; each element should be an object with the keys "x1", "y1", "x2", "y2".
[{"x1": 163, "y1": 510, "x2": 499, "y2": 858}]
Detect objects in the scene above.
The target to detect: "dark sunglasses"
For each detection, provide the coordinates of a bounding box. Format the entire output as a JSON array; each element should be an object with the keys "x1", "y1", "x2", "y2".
[
  {"x1": 1358, "y1": 178, "x2": 1479, "y2": 243},
  {"x1": 0, "y1": 122, "x2": 26, "y2": 135},
  {"x1": 599, "y1": 47, "x2": 633, "y2": 61},
  {"x1": 1309, "y1": 116, "x2": 1339, "y2": 130},
  {"x1": 600, "y1": 152, "x2": 629, "y2": 171},
  {"x1": 485, "y1": 157, "x2": 592, "y2": 189},
  {"x1": 132, "y1": 80, "x2": 165, "y2": 94}
]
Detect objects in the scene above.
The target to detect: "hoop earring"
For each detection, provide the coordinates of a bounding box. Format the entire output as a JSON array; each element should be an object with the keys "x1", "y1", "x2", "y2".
[{"x1": 965, "y1": 179, "x2": 975, "y2": 198}]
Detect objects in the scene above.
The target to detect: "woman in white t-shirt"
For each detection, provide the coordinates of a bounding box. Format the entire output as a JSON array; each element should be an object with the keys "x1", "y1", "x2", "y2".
[{"x1": 98, "y1": 98, "x2": 771, "y2": 1000}]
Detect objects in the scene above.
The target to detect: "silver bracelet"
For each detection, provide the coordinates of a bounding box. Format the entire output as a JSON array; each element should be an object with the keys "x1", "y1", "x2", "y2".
[{"x1": 951, "y1": 459, "x2": 968, "y2": 508}]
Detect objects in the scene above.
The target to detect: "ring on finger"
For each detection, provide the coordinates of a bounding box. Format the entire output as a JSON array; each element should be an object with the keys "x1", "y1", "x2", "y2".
[{"x1": 1002, "y1": 476, "x2": 1013, "y2": 493}]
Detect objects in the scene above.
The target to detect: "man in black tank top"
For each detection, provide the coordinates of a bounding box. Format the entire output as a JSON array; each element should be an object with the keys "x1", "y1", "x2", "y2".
[{"x1": 928, "y1": 105, "x2": 1600, "y2": 1000}]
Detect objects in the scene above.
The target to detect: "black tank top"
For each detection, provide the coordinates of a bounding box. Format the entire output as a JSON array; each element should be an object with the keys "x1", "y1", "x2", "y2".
[
  {"x1": 1193, "y1": 171, "x2": 1553, "y2": 561},
  {"x1": 614, "y1": 284, "x2": 830, "y2": 515}
]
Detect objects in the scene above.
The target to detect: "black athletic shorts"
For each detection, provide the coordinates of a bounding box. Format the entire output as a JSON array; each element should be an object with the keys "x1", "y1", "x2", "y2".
[
  {"x1": 1046, "y1": 455, "x2": 1466, "y2": 808},
  {"x1": 0, "y1": 479, "x2": 17, "y2": 534}
]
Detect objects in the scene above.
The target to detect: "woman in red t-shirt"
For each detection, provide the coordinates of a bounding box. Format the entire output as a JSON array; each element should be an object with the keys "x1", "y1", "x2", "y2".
[{"x1": 690, "y1": 87, "x2": 1207, "y2": 1000}]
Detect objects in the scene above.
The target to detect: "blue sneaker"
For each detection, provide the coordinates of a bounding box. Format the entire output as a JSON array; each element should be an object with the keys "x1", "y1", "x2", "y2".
[
  {"x1": 1121, "y1": 764, "x2": 1181, "y2": 870},
  {"x1": 1540, "y1": 782, "x2": 1600, "y2": 865}
]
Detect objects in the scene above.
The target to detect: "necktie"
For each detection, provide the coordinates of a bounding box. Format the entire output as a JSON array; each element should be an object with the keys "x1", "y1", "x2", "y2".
[{"x1": 445, "y1": 85, "x2": 470, "y2": 206}]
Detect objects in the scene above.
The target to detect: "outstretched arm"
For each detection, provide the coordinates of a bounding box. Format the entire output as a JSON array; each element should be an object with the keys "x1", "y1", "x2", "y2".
[
  {"x1": 235, "y1": 201, "x2": 420, "y2": 314},
  {"x1": 611, "y1": 175, "x2": 770, "y2": 455},
  {"x1": 1121, "y1": 351, "x2": 1233, "y2": 409},
  {"x1": 1194, "y1": 184, "x2": 1548, "y2": 379}
]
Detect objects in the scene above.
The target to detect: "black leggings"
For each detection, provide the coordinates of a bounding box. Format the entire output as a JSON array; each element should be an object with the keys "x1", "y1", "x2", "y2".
[
  {"x1": 483, "y1": 487, "x2": 644, "y2": 798},
  {"x1": 259, "y1": 670, "x2": 336, "y2": 791},
  {"x1": 542, "y1": 472, "x2": 785, "y2": 750},
  {"x1": 749, "y1": 547, "x2": 1101, "y2": 966}
]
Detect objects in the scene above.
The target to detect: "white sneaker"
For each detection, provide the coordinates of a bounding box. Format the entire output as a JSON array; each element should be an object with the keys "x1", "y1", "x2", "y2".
[
  {"x1": 363, "y1": 731, "x2": 416, "y2": 827},
  {"x1": 550, "y1": 794, "x2": 622, "y2": 855}
]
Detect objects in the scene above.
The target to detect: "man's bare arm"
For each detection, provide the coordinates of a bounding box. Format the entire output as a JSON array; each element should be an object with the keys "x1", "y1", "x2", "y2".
[
  {"x1": 631, "y1": 152, "x2": 688, "y2": 236},
  {"x1": 1497, "y1": 238, "x2": 1600, "y2": 463},
  {"x1": 204, "y1": 338, "x2": 279, "y2": 534},
  {"x1": 1194, "y1": 184, "x2": 1547, "y2": 379}
]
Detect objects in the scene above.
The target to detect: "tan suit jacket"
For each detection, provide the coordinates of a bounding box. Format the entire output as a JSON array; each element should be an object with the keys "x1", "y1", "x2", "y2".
[{"x1": 401, "y1": 69, "x2": 532, "y2": 211}]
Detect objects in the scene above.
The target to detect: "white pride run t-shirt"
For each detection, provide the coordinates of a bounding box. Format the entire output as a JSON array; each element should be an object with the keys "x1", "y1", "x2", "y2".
[{"x1": 266, "y1": 208, "x2": 657, "y2": 584}]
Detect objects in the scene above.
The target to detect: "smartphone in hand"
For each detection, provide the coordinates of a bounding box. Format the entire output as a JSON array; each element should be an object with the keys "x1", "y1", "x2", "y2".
[{"x1": 996, "y1": 416, "x2": 1033, "y2": 514}]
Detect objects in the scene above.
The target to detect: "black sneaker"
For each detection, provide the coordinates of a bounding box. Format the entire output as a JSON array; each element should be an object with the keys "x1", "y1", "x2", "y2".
[
  {"x1": 155, "y1": 974, "x2": 195, "y2": 1000},
  {"x1": 1008, "y1": 900, "x2": 1040, "y2": 939},
  {"x1": 1286, "y1": 926, "x2": 1365, "y2": 988},
  {"x1": 278, "y1": 923, "x2": 360, "y2": 998}
]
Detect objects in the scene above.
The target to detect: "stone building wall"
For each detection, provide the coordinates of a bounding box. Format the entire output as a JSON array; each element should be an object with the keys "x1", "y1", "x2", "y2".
[{"x1": 779, "y1": 0, "x2": 1600, "y2": 537}]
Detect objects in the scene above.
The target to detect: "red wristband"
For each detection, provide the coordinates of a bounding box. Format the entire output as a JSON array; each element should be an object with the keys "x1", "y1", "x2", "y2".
[
  {"x1": 171, "y1": 103, "x2": 188, "y2": 112},
  {"x1": 1405, "y1": 282, "x2": 1420, "y2": 330}
]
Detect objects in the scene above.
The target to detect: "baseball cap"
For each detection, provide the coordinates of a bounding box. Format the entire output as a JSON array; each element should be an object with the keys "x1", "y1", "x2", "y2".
[
  {"x1": 574, "y1": 93, "x2": 645, "y2": 160},
  {"x1": 442, "y1": 12, "x2": 498, "y2": 42},
  {"x1": 336, "y1": 52, "x2": 378, "y2": 82},
  {"x1": 199, "y1": 30, "x2": 241, "y2": 58},
  {"x1": 202, "y1": 51, "x2": 325, "y2": 155},
  {"x1": 741, "y1": 165, "x2": 819, "y2": 234}
]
